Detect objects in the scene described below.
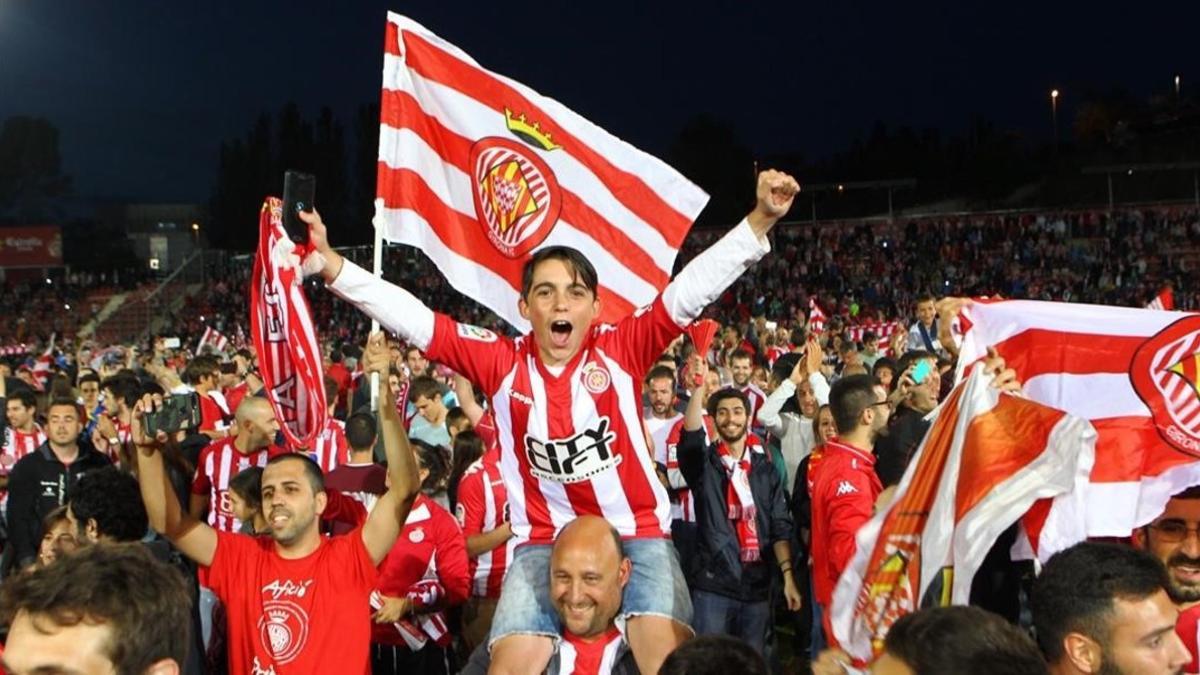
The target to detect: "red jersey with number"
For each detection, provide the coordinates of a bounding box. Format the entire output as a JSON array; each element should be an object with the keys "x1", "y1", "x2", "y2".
[
  {"x1": 425, "y1": 304, "x2": 679, "y2": 545},
  {"x1": 191, "y1": 439, "x2": 287, "y2": 532},
  {"x1": 309, "y1": 418, "x2": 348, "y2": 474},
  {"x1": 455, "y1": 449, "x2": 513, "y2": 598},
  {"x1": 205, "y1": 528, "x2": 378, "y2": 674}
]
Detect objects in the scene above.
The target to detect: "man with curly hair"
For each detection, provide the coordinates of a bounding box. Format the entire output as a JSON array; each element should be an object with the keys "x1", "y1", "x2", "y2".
[{"x1": 66, "y1": 466, "x2": 149, "y2": 543}]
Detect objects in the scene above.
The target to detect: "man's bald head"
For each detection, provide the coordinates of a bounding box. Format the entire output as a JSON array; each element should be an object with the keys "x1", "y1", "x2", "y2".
[
  {"x1": 234, "y1": 396, "x2": 280, "y2": 452},
  {"x1": 550, "y1": 516, "x2": 630, "y2": 639},
  {"x1": 235, "y1": 396, "x2": 273, "y2": 424},
  {"x1": 553, "y1": 516, "x2": 624, "y2": 562}
]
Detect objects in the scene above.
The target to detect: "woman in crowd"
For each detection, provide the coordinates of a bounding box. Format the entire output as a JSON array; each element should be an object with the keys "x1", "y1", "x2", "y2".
[
  {"x1": 446, "y1": 430, "x2": 484, "y2": 513},
  {"x1": 370, "y1": 441, "x2": 470, "y2": 675},
  {"x1": 36, "y1": 505, "x2": 76, "y2": 567},
  {"x1": 228, "y1": 466, "x2": 267, "y2": 536}
]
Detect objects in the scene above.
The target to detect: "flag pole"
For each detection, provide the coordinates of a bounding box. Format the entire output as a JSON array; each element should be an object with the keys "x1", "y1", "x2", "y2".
[{"x1": 370, "y1": 214, "x2": 384, "y2": 413}]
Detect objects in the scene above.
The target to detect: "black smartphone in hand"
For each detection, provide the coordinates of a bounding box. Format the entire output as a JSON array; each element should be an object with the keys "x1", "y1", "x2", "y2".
[{"x1": 282, "y1": 170, "x2": 316, "y2": 243}]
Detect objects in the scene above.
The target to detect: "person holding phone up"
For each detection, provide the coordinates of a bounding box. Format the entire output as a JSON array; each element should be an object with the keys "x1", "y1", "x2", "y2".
[{"x1": 873, "y1": 350, "x2": 942, "y2": 489}]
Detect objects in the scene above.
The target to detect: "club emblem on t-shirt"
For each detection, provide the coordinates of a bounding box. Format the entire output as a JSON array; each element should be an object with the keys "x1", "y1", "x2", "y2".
[
  {"x1": 257, "y1": 600, "x2": 310, "y2": 664},
  {"x1": 409, "y1": 527, "x2": 425, "y2": 544},
  {"x1": 524, "y1": 416, "x2": 620, "y2": 483},
  {"x1": 582, "y1": 362, "x2": 611, "y2": 395}
]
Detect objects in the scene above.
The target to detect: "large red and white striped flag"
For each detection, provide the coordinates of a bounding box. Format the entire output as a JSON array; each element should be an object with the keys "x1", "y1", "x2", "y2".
[
  {"x1": 375, "y1": 14, "x2": 708, "y2": 330},
  {"x1": 830, "y1": 365, "x2": 1095, "y2": 663},
  {"x1": 955, "y1": 299, "x2": 1200, "y2": 561}
]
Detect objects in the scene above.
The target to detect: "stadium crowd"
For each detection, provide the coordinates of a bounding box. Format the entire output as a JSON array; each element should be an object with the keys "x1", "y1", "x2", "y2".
[{"x1": 0, "y1": 181, "x2": 1199, "y2": 675}]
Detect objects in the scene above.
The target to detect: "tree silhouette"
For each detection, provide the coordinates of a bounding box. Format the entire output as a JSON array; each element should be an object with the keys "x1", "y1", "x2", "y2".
[{"x1": 0, "y1": 116, "x2": 72, "y2": 224}]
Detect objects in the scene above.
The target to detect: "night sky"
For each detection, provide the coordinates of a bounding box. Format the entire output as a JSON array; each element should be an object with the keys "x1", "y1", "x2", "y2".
[{"x1": 1, "y1": 1, "x2": 1196, "y2": 203}]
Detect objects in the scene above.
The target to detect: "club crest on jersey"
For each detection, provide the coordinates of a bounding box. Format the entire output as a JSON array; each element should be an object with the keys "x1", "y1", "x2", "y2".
[
  {"x1": 257, "y1": 600, "x2": 310, "y2": 664},
  {"x1": 1130, "y1": 315, "x2": 1200, "y2": 456},
  {"x1": 582, "y1": 362, "x2": 611, "y2": 395},
  {"x1": 409, "y1": 527, "x2": 425, "y2": 544},
  {"x1": 457, "y1": 323, "x2": 498, "y2": 343},
  {"x1": 524, "y1": 416, "x2": 619, "y2": 483},
  {"x1": 469, "y1": 110, "x2": 562, "y2": 259}
]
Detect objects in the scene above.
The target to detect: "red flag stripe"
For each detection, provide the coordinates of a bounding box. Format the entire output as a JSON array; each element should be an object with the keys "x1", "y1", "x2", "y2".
[
  {"x1": 387, "y1": 26, "x2": 695, "y2": 245},
  {"x1": 375, "y1": 165, "x2": 638, "y2": 321},
  {"x1": 379, "y1": 90, "x2": 670, "y2": 289},
  {"x1": 990, "y1": 329, "x2": 1145, "y2": 380}
]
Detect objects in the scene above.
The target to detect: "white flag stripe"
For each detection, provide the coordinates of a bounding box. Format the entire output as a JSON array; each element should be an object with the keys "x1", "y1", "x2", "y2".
[
  {"x1": 376, "y1": 126, "x2": 660, "y2": 303},
  {"x1": 380, "y1": 66, "x2": 679, "y2": 272},
  {"x1": 958, "y1": 301, "x2": 1185, "y2": 369},
  {"x1": 1022, "y1": 373, "x2": 1152, "y2": 419},
  {"x1": 387, "y1": 14, "x2": 708, "y2": 221},
  {"x1": 374, "y1": 201, "x2": 530, "y2": 332}
]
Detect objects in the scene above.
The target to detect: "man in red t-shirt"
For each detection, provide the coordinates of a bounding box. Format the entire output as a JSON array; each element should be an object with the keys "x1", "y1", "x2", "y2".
[
  {"x1": 134, "y1": 333, "x2": 422, "y2": 674},
  {"x1": 809, "y1": 374, "x2": 888, "y2": 648}
]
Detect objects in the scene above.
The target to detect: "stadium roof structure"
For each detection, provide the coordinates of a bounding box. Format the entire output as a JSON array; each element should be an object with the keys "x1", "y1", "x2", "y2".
[{"x1": 1082, "y1": 162, "x2": 1200, "y2": 209}]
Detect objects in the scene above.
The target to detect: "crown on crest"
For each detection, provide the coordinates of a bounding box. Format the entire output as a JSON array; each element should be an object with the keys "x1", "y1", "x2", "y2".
[{"x1": 505, "y1": 108, "x2": 561, "y2": 151}]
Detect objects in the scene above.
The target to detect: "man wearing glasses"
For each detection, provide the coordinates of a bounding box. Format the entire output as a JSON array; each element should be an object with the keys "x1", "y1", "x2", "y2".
[
  {"x1": 809, "y1": 374, "x2": 891, "y2": 650},
  {"x1": 1134, "y1": 485, "x2": 1200, "y2": 673}
]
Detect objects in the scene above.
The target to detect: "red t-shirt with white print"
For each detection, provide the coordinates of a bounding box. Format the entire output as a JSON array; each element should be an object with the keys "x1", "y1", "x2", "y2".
[{"x1": 204, "y1": 528, "x2": 378, "y2": 675}]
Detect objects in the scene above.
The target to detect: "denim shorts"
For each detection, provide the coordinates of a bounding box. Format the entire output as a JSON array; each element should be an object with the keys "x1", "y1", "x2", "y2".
[{"x1": 488, "y1": 537, "x2": 694, "y2": 649}]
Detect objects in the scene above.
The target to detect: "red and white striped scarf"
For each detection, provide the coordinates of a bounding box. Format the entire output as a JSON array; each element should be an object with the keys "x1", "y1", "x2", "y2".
[
  {"x1": 715, "y1": 436, "x2": 762, "y2": 562},
  {"x1": 249, "y1": 197, "x2": 327, "y2": 450}
]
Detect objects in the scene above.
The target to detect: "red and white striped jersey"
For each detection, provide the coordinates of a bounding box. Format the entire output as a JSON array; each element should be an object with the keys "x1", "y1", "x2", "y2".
[
  {"x1": 330, "y1": 219, "x2": 772, "y2": 545},
  {"x1": 427, "y1": 305, "x2": 679, "y2": 544},
  {"x1": 643, "y1": 410, "x2": 682, "y2": 466},
  {"x1": 191, "y1": 438, "x2": 286, "y2": 532},
  {"x1": 309, "y1": 417, "x2": 348, "y2": 474},
  {"x1": 735, "y1": 383, "x2": 767, "y2": 424},
  {"x1": 665, "y1": 414, "x2": 714, "y2": 522},
  {"x1": 2, "y1": 425, "x2": 46, "y2": 471},
  {"x1": 455, "y1": 450, "x2": 513, "y2": 598},
  {"x1": 556, "y1": 627, "x2": 627, "y2": 675}
]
